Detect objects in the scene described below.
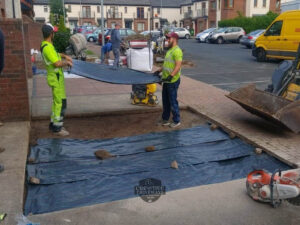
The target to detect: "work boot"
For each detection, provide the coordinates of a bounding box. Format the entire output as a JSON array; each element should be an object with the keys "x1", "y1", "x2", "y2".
[
  {"x1": 169, "y1": 122, "x2": 181, "y2": 128},
  {"x1": 157, "y1": 119, "x2": 170, "y2": 126},
  {"x1": 54, "y1": 127, "x2": 69, "y2": 137}
]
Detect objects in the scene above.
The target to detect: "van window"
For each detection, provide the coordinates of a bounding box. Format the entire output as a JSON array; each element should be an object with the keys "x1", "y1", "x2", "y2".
[{"x1": 265, "y1": 21, "x2": 283, "y2": 36}]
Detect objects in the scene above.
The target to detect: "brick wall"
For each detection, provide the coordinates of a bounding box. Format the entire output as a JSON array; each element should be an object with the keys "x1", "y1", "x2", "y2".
[
  {"x1": 195, "y1": 18, "x2": 208, "y2": 33},
  {"x1": 23, "y1": 15, "x2": 43, "y2": 50},
  {"x1": 133, "y1": 19, "x2": 148, "y2": 32},
  {"x1": 80, "y1": 18, "x2": 97, "y2": 26},
  {"x1": 209, "y1": 1, "x2": 216, "y2": 27},
  {"x1": 221, "y1": 0, "x2": 246, "y2": 20},
  {"x1": 0, "y1": 19, "x2": 30, "y2": 121},
  {"x1": 107, "y1": 19, "x2": 123, "y2": 28},
  {"x1": 183, "y1": 18, "x2": 193, "y2": 28},
  {"x1": 269, "y1": 0, "x2": 281, "y2": 13}
]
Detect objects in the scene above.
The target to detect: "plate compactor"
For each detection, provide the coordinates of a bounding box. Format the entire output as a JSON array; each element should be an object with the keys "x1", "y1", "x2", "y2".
[
  {"x1": 131, "y1": 83, "x2": 159, "y2": 106},
  {"x1": 227, "y1": 44, "x2": 300, "y2": 133},
  {"x1": 247, "y1": 169, "x2": 300, "y2": 207}
]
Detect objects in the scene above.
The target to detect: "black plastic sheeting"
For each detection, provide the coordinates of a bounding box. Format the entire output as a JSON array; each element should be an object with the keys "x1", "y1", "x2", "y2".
[
  {"x1": 69, "y1": 59, "x2": 161, "y2": 84},
  {"x1": 24, "y1": 126, "x2": 291, "y2": 215}
]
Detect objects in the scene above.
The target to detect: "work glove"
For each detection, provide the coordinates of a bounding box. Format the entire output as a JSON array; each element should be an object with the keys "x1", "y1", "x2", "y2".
[
  {"x1": 154, "y1": 71, "x2": 161, "y2": 77},
  {"x1": 162, "y1": 75, "x2": 173, "y2": 82}
]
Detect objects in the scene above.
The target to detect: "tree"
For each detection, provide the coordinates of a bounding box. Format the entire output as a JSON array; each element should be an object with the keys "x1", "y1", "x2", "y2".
[{"x1": 49, "y1": 0, "x2": 67, "y2": 25}]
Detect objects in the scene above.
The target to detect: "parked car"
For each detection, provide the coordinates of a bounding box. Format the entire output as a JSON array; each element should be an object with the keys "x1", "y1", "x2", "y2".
[
  {"x1": 141, "y1": 30, "x2": 162, "y2": 41},
  {"x1": 253, "y1": 10, "x2": 300, "y2": 62},
  {"x1": 174, "y1": 28, "x2": 191, "y2": 39},
  {"x1": 240, "y1": 29, "x2": 265, "y2": 49},
  {"x1": 207, "y1": 27, "x2": 246, "y2": 44},
  {"x1": 196, "y1": 28, "x2": 216, "y2": 42},
  {"x1": 86, "y1": 29, "x2": 107, "y2": 42},
  {"x1": 98, "y1": 28, "x2": 137, "y2": 45}
]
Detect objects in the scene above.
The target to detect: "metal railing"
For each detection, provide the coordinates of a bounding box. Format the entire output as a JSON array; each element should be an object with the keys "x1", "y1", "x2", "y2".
[
  {"x1": 196, "y1": 8, "x2": 208, "y2": 17},
  {"x1": 79, "y1": 11, "x2": 95, "y2": 19},
  {"x1": 107, "y1": 12, "x2": 122, "y2": 19},
  {"x1": 133, "y1": 12, "x2": 148, "y2": 19},
  {"x1": 184, "y1": 11, "x2": 193, "y2": 18}
]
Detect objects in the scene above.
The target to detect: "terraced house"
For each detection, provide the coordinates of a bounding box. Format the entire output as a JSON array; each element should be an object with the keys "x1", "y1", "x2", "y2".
[
  {"x1": 33, "y1": 0, "x2": 281, "y2": 32},
  {"x1": 181, "y1": 0, "x2": 281, "y2": 33},
  {"x1": 33, "y1": 0, "x2": 185, "y2": 32}
]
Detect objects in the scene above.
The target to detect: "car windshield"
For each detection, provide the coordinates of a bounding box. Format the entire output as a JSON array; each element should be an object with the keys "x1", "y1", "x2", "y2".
[
  {"x1": 249, "y1": 29, "x2": 264, "y2": 36},
  {"x1": 215, "y1": 28, "x2": 226, "y2": 33},
  {"x1": 203, "y1": 28, "x2": 215, "y2": 33}
]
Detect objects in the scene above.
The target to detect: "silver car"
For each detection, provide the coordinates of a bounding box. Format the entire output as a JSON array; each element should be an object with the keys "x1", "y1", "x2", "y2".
[
  {"x1": 174, "y1": 28, "x2": 191, "y2": 39},
  {"x1": 196, "y1": 28, "x2": 216, "y2": 42},
  {"x1": 208, "y1": 27, "x2": 246, "y2": 44},
  {"x1": 240, "y1": 29, "x2": 265, "y2": 49}
]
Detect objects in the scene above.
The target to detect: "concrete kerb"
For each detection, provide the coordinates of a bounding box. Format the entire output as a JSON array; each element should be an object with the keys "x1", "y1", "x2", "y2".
[{"x1": 186, "y1": 105, "x2": 299, "y2": 168}]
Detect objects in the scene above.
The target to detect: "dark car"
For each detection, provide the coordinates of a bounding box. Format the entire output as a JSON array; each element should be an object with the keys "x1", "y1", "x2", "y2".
[
  {"x1": 240, "y1": 29, "x2": 265, "y2": 49},
  {"x1": 98, "y1": 28, "x2": 137, "y2": 45}
]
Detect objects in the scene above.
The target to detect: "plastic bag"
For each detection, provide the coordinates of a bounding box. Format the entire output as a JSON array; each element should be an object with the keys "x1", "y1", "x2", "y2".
[{"x1": 16, "y1": 214, "x2": 40, "y2": 225}]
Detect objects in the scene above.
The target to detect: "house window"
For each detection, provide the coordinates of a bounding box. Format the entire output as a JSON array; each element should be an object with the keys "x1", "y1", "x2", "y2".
[
  {"x1": 276, "y1": 0, "x2": 280, "y2": 8},
  {"x1": 125, "y1": 7, "x2": 127, "y2": 13},
  {"x1": 137, "y1": 22, "x2": 145, "y2": 31},
  {"x1": 155, "y1": 22, "x2": 159, "y2": 29},
  {"x1": 188, "y1": 6, "x2": 192, "y2": 12},
  {"x1": 44, "y1": 5, "x2": 48, "y2": 12},
  {"x1": 137, "y1": 7, "x2": 144, "y2": 19},
  {"x1": 211, "y1": 1, "x2": 216, "y2": 9},
  {"x1": 82, "y1": 6, "x2": 91, "y2": 18},
  {"x1": 157, "y1": 7, "x2": 161, "y2": 14},
  {"x1": 97, "y1": 6, "x2": 100, "y2": 13},
  {"x1": 68, "y1": 5, "x2": 71, "y2": 12},
  {"x1": 224, "y1": 0, "x2": 234, "y2": 8},
  {"x1": 202, "y1": 2, "x2": 206, "y2": 8},
  {"x1": 263, "y1": 0, "x2": 266, "y2": 7},
  {"x1": 254, "y1": 0, "x2": 257, "y2": 7},
  {"x1": 180, "y1": 8, "x2": 182, "y2": 14}
]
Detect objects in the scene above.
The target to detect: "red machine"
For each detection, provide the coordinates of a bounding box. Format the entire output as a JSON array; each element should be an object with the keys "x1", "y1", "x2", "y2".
[{"x1": 246, "y1": 169, "x2": 300, "y2": 207}]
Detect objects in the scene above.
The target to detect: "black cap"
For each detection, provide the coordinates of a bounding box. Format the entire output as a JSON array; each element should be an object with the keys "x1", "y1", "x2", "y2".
[{"x1": 42, "y1": 23, "x2": 57, "y2": 38}]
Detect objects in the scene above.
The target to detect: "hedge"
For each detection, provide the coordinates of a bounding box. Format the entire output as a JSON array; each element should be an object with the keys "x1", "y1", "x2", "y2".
[{"x1": 218, "y1": 11, "x2": 279, "y2": 34}]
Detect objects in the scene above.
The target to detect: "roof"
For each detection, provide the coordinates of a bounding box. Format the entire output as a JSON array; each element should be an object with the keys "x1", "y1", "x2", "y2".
[
  {"x1": 34, "y1": 0, "x2": 191, "y2": 7},
  {"x1": 34, "y1": 0, "x2": 151, "y2": 6},
  {"x1": 150, "y1": 0, "x2": 186, "y2": 8}
]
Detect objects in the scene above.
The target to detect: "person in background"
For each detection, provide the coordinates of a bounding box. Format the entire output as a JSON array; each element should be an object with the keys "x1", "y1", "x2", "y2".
[
  {"x1": 158, "y1": 32, "x2": 183, "y2": 128},
  {"x1": 101, "y1": 41, "x2": 112, "y2": 63},
  {"x1": 40, "y1": 23, "x2": 72, "y2": 136},
  {"x1": 110, "y1": 23, "x2": 122, "y2": 70}
]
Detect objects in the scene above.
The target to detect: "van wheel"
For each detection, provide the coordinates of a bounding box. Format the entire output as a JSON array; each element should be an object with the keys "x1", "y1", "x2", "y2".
[
  {"x1": 217, "y1": 37, "x2": 224, "y2": 44},
  {"x1": 185, "y1": 34, "x2": 190, "y2": 39},
  {"x1": 88, "y1": 37, "x2": 94, "y2": 42},
  {"x1": 256, "y1": 48, "x2": 266, "y2": 62}
]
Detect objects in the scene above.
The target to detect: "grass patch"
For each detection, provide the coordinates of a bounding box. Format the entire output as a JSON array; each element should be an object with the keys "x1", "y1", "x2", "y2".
[{"x1": 85, "y1": 49, "x2": 95, "y2": 55}]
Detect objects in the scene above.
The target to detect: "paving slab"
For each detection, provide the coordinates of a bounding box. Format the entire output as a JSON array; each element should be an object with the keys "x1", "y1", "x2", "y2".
[
  {"x1": 178, "y1": 76, "x2": 300, "y2": 167},
  {"x1": 27, "y1": 179, "x2": 300, "y2": 225},
  {"x1": 0, "y1": 122, "x2": 30, "y2": 225},
  {"x1": 31, "y1": 76, "x2": 164, "y2": 119}
]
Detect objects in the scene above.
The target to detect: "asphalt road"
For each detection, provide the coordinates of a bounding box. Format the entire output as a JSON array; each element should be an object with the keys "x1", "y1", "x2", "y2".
[{"x1": 180, "y1": 39, "x2": 280, "y2": 92}]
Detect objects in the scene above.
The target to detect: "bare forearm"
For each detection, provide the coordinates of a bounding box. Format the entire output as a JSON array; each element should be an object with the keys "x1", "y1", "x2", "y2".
[{"x1": 54, "y1": 60, "x2": 70, "y2": 68}]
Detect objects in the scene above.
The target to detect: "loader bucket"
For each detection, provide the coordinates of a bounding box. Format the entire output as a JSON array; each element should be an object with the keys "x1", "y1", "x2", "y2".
[{"x1": 226, "y1": 84, "x2": 300, "y2": 133}]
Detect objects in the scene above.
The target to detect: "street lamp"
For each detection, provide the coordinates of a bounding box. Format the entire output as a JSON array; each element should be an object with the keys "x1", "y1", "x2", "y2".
[
  {"x1": 62, "y1": 0, "x2": 66, "y2": 25},
  {"x1": 100, "y1": 0, "x2": 105, "y2": 62}
]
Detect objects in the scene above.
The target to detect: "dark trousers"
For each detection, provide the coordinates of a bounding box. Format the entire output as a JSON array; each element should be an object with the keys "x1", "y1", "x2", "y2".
[
  {"x1": 162, "y1": 79, "x2": 180, "y2": 123},
  {"x1": 113, "y1": 48, "x2": 120, "y2": 68}
]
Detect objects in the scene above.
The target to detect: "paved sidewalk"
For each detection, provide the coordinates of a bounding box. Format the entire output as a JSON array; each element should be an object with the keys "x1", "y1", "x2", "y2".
[
  {"x1": 178, "y1": 76, "x2": 300, "y2": 167},
  {"x1": 31, "y1": 76, "x2": 163, "y2": 119},
  {"x1": 0, "y1": 122, "x2": 30, "y2": 225}
]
